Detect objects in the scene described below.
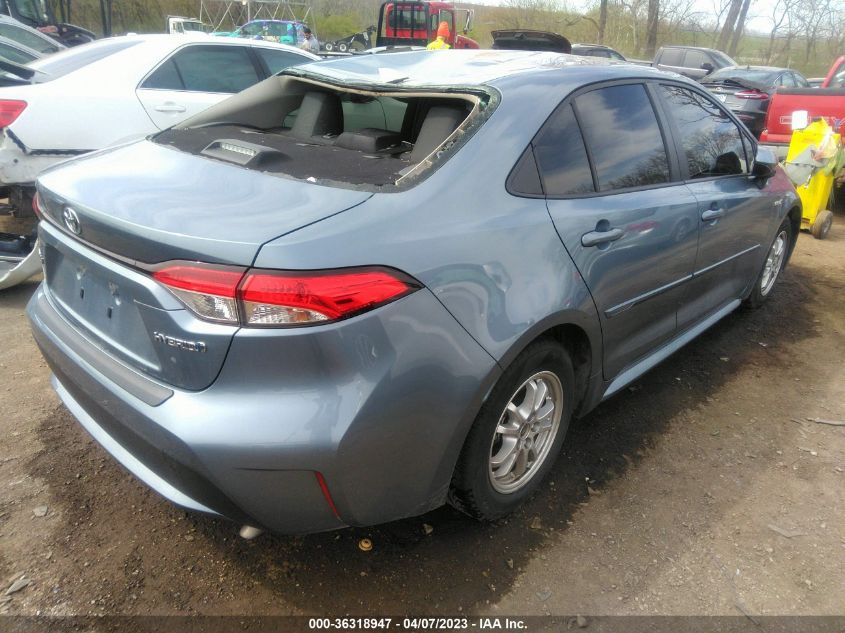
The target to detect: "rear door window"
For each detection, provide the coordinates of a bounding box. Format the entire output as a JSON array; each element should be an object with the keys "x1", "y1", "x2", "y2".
[
  {"x1": 660, "y1": 84, "x2": 749, "y2": 178},
  {"x1": 143, "y1": 45, "x2": 260, "y2": 93},
  {"x1": 683, "y1": 49, "x2": 708, "y2": 69},
  {"x1": 659, "y1": 48, "x2": 684, "y2": 66},
  {"x1": 255, "y1": 48, "x2": 309, "y2": 75},
  {"x1": 532, "y1": 103, "x2": 594, "y2": 196},
  {"x1": 575, "y1": 83, "x2": 670, "y2": 191}
]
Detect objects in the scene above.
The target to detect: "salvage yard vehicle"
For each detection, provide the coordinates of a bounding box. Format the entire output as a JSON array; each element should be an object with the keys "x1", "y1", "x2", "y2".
[
  {"x1": 702, "y1": 65, "x2": 810, "y2": 137},
  {"x1": 377, "y1": 1, "x2": 478, "y2": 49},
  {"x1": 0, "y1": 14, "x2": 65, "y2": 55},
  {"x1": 0, "y1": 0, "x2": 95, "y2": 46},
  {"x1": 654, "y1": 45, "x2": 736, "y2": 81},
  {"x1": 0, "y1": 34, "x2": 318, "y2": 289},
  {"x1": 28, "y1": 50, "x2": 800, "y2": 536},
  {"x1": 760, "y1": 55, "x2": 845, "y2": 158},
  {"x1": 215, "y1": 19, "x2": 307, "y2": 46},
  {"x1": 570, "y1": 43, "x2": 626, "y2": 60}
]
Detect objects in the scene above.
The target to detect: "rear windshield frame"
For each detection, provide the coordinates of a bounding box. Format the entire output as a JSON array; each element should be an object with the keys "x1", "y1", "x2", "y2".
[{"x1": 152, "y1": 74, "x2": 498, "y2": 193}]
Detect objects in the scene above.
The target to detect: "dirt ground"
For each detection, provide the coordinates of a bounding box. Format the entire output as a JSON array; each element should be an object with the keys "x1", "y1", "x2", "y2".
[{"x1": 0, "y1": 218, "x2": 844, "y2": 619}]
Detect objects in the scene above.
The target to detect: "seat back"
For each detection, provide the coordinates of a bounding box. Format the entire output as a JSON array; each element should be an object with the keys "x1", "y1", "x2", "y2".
[
  {"x1": 409, "y1": 104, "x2": 467, "y2": 163},
  {"x1": 290, "y1": 91, "x2": 343, "y2": 140}
]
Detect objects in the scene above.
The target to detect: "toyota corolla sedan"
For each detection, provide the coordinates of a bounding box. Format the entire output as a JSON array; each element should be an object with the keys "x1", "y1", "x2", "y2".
[{"x1": 28, "y1": 50, "x2": 800, "y2": 536}]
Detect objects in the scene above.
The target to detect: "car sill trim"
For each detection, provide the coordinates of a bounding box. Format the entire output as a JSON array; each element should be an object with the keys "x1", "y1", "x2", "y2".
[{"x1": 602, "y1": 299, "x2": 741, "y2": 400}]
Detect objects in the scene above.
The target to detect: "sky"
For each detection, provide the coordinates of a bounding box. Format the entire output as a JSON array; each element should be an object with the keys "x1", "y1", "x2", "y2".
[{"x1": 468, "y1": 0, "x2": 783, "y2": 35}]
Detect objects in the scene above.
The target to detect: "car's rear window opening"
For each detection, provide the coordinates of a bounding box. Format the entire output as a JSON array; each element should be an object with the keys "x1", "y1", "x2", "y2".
[{"x1": 153, "y1": 76, "x2": 487, "y2": 189}]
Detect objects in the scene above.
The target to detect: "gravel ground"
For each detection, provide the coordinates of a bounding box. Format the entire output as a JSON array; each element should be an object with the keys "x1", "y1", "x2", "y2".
[{"x1": 0, "y1": 220, "x2": 843, "y2": 618}]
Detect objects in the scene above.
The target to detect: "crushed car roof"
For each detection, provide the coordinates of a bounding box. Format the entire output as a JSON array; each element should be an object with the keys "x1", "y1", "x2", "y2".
[{"x1": 289, "y1": 49, "x2": 658, "y2": 88}]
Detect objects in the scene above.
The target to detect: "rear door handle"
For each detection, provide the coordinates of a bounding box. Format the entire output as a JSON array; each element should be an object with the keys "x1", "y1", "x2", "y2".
[
  {"x1": 154, "y1": 103, "x2": 187, "y2": 113},
  {"x1": 581, "y1": 228, "x2": 625, "y2": 247},
  {"x1": 701, "y1": 208, "x2": 726, "y2": 222}
]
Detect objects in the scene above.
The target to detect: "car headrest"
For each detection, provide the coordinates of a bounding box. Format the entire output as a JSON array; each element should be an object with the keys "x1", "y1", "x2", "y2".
[{"x1": 410, "y1": 104, "x2": 467, "y2": 163}]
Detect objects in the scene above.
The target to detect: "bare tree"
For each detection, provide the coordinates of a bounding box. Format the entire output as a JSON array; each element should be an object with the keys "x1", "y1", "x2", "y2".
[
  {"x1": 598, "y1": 0, "x2": 608, "y2": 43},
  {"x1": 645, "y1": 0, "x2": 659, "y2": 57},
  {"x1": 716, "y1": 0, "x2": 742, "y2": 51},
  {"x1": 727, "y1": 0, "x2": 752, "y2": 57}
]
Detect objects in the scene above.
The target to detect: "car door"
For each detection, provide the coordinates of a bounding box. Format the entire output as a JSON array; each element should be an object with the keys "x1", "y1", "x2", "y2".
[
  {"x1": 682, "y1": 49, "x2": 710, "y2": 80},
  {"x1": 540, "y1": 82, "x2": 701, "y2": 379},
  {"x1": 136, "y1": 44, "x2": 263, "y2": 130},
  {"x1": 657, "y1": 83, "x2": 779, "y2": 329}
]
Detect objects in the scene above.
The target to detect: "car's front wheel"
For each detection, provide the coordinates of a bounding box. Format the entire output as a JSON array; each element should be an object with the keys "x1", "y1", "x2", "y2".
[
  {"x1": 449, "y1": 339, "x2": 574, "y2": 520},
  {"x1": 744, "y1": 217, "x2": 793, "y2": 309}
]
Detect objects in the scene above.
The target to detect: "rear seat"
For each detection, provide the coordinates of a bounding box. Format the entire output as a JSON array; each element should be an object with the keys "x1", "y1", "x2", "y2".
[{"x1": 290, "y1": 91, "x2": 343, "y2": 142}]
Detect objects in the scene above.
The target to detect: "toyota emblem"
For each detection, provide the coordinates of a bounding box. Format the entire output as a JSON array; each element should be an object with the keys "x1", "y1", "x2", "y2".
[{"x1": 62, "y1": 207, "x2": 81, "y2": 235}]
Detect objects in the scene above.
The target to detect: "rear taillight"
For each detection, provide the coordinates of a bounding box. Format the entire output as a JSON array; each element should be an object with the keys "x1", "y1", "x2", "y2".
[
  {"x1": 152, "y1": 264, "x2": 419, "y2": 327},
  {"x1": 153, "y1": 264, "x2": 244, "y2": 324},
  {"x1": 735, "y1": 89, "x2": 769, "y2": 100},
  {"x1": 0, "y1": 100, "x2": 27, "y2": 127}
]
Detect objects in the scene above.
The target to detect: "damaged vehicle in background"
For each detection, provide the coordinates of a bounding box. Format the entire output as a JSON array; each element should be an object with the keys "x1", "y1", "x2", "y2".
[
  {"x1": 28, "y1": 50, "x2": 799, "y2": 536},
  {"x1": 702, "y1": 65, "x2": 810, "y2": 137},
  {"x1": 0, "y1": 34, "x2": 318, "y2": 290}
]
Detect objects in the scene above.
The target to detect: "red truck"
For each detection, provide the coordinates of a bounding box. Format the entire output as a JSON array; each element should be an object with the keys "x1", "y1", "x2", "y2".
[
  {"x1": 760, "y1": 55, "x2": 845, "y2": 156},
  {"x1": 376, "y1": 1, "x2": 479, "y2": 49}
]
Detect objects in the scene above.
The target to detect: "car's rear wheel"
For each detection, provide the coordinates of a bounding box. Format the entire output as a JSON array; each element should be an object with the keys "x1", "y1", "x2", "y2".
[
  {"x1": 449, "y1": 339, "x2": 574, "y2": 520},
  {"x1": 744, "y1": 217, "x2": 793, "y2": 309}
]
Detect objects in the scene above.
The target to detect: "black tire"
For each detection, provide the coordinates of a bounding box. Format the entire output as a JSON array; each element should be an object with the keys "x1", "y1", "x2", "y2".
[
  {"x1": 324, "y1": 42, "x2": 334, "y2": 51},
  {"x1": 338, "y1": 43, "x2": 349, "y2": 52},
  {"x1": 449, "y1": 339, "x2": 575, "y2": 520},
  {"x1": 811, "y1": 210, "x2": 833, "y2": 240},
  {"x1": 744, "y1": 217, "x2": 793, "y2": 309}
]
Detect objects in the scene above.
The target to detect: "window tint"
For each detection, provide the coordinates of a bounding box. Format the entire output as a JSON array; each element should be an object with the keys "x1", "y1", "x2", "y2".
[
  {"x1": 142, "y1": 58, "x2": 183, "y2": 90},
  {"x1": 161, "y1": 45, "x2": 260, "y2": 93},
  {"x1": 575, "y1": 84, "x2": 669, "y2": 191},
  {"x1": 793, "y1": 73, "x2": 809, "y2": 87},
  {"x1": 661, "y1": 85, "x2": 748, "y2": 178},
  {"x1": 779, "y1": 73, "x2": 795, "y2": 87},
  {"x1": 659, "y1": 48, "x2": 684, "y2": 66},
  {"x1": 683, "y1": 49, "x2": 708, "y2": 69},
  {"x1": 532, "y1": 103, "x2": 594, "y2": 196},
  {"x1": 609, "y1": 51, "x2": 625, "y2": 61},
  {"x1": 255, "y1": 48, "x2": 308, "y2": 75},
  {"x1": 0, "y1": 22, "x2": 58, "y2": 53}
]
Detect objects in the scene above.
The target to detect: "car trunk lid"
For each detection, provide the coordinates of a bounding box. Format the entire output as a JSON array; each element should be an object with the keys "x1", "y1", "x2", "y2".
[
  {"x1": 36, "y1": 140, "x2": 372, "y2": 391},
  {"x1": 36, "y1": 139, "x2": 373, "y2": 266}
]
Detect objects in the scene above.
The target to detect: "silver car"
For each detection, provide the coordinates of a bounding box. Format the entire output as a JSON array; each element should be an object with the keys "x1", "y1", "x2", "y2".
[{"x1": 28, "y1": 51, "x2": 800, "y2": 535}]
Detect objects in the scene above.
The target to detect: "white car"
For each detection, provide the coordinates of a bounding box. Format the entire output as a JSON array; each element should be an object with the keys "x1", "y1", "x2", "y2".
[{"x1": 0, "y1": 34, "x2": 319, "y2": 216}]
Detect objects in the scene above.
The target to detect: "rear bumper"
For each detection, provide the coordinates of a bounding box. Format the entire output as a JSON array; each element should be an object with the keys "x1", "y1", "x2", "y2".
[
  {"x1": 28, "y1": 279, "x2": 499, "y2": 534},
  {"x1": 0, "y1": 133, "x2": 72, "y2": 186}
]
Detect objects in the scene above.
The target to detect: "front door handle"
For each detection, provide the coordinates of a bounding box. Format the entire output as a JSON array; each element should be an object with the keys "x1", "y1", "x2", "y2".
[
  {"x1": 154, "y1": 103, "x2": 187, "y2": 113},
  {"x1": 701, "y1": 208, "x2": 726, "y2": 222},
  {"x1": 581, "y1": 228, "x2": 625, "y2": 247}
]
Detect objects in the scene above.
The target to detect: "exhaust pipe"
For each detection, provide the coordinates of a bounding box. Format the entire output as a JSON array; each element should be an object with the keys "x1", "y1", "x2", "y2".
[{"x1": 239, "y1": 525, "x2": 264, "y2": 540}]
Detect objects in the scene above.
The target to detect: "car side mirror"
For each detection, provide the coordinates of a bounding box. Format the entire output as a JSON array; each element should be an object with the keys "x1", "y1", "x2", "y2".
[
  {"x1": 751, "y1": 146, "x2": 778, "y2": 180},
  {"x1": 701, "y1": 62, "x2": 714, "y2": 73}
]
